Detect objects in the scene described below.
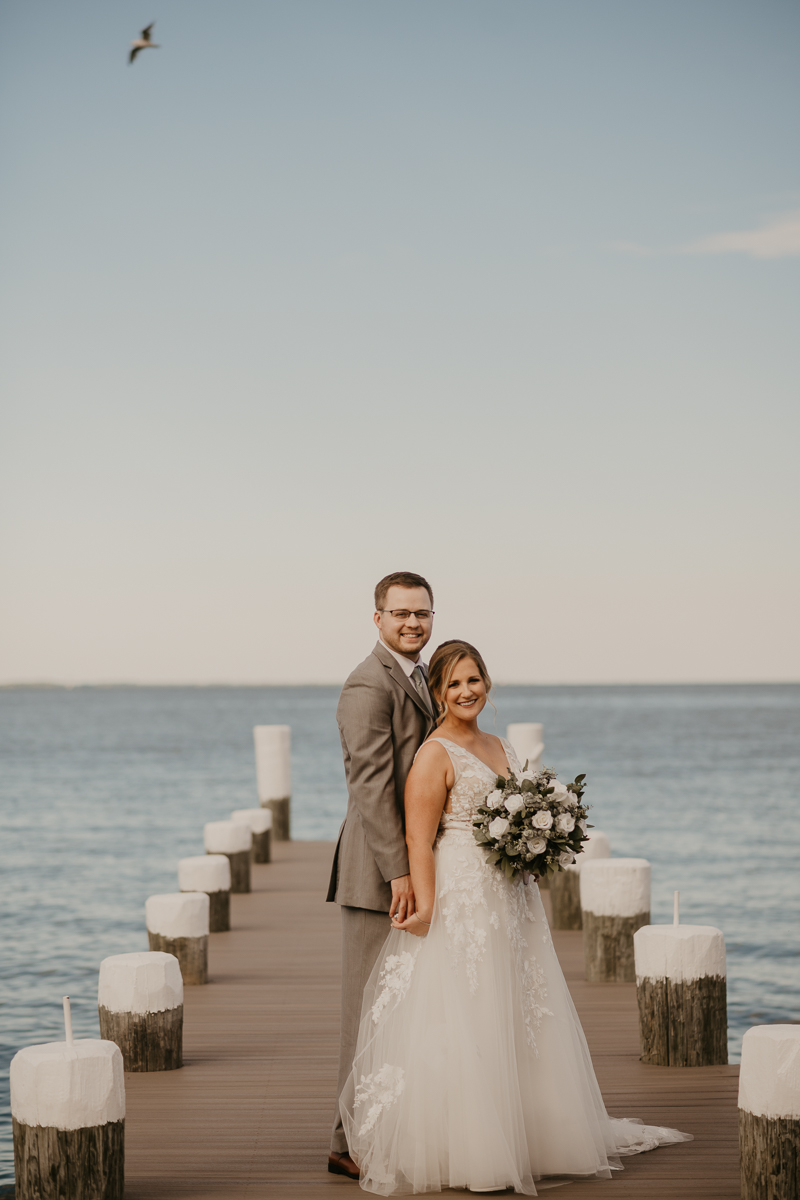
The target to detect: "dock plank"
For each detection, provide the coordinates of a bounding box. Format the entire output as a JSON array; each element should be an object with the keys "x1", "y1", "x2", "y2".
[{"x1": 124, "y1": 841, "x2": 739, "y2": 1199}]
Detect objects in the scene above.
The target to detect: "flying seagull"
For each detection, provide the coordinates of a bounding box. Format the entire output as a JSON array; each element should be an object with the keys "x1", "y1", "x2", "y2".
[{"x1": 129, "y1": 23, "x2": 159, "y2": 64}]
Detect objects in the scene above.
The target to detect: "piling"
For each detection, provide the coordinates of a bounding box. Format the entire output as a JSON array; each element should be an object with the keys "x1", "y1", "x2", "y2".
[
  {"x1": 146, "y1": 892, "x2": 209, "y2": 985},
  {"x1": 11, "y1": 998, "x2": 125, "y2": 1200},
  {"x1": 98, "y1": 951, "x2": 183, "y2": 1072},
  {"x1": 739, "y1": 1024, "x2": 800, "y2": 1199},
  {"x1": 549, "y1": 829, "x2": 611, "y2": 931},
  {"x1": 505, "y1": 722, "x2": 545, "y2": 882},
  {"x1": 506, "y1": 722, "x2": 544, "y2": 772},
  {"x1": 204, "y1": 820, "x2": 251, "y2": 893},
  {"x1": 580, "y1": 857, "x2": 651, "y2": 982},
  {"x1": 179, "y1": 853, "x2": 231, "y2": 932},
  {"x1": 634, "y1": 913, "x2": 728, "y2": 1066},
  {"x1": 254, "y1": 724, "x2": 291, "y2": 840},
  {"x1": 231, "y1": 807, "x2": 273, "y2": 863}
]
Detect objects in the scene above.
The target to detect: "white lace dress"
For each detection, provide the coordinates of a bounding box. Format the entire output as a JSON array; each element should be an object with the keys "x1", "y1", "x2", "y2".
[{"x1": 340, "y1": 737, "x2": 692, "y2": 1195}]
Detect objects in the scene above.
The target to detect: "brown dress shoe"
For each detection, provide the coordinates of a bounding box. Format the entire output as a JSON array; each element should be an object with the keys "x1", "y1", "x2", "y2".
[{"x1": 328, "y1": 1150, "x2": 360, "y2": 1180}]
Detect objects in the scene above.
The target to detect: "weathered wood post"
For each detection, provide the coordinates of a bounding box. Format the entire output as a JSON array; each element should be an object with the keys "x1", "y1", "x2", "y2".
[
  {"x1": 506, "y1": 723, "x2": 544, "y2": 772},
  {"x1": 580, "y1": 858, "x2": 651, "y2": 982},
  {"x1": 145, "y1": 892, "x2": 209, "y2": 984},
  {"x1": 204, "y1": 820, "x2": 251, "y2": 893},
  {"x1": 254, "y1": 724, "x2": 291, "y2": 840},
  {"x1": 178, "y1": 853, "x2": 231, "y2": 932},
  {"x1": 739, "y1": 1024, "x2": 800, "y2": 1200},
  {"x1": 634, "y1": 917, "x2": 727, "y2": 1066},
  {"x1": 98, "y1": 951, "x2": 183, "y2": 1071},
  {"x1": 549, "y1": 829, "x2": 611, "y2": 931},
  {"x1": 11, "y1": 997, "x2": 125, "y2": 1200},
  {"x1": 231, "y1": 807, "x2": 272, "y2": 863}
]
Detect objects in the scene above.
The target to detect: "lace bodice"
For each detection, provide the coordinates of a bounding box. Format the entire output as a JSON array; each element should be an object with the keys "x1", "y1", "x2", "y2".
[{"x1": 426, "y1": 736, "x2": 522, "y2": 830}]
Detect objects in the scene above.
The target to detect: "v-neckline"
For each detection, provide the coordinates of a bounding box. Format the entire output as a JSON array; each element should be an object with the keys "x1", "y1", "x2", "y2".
[{"x1": 435, "y1": 736, "x2": 512, "y2": 779}]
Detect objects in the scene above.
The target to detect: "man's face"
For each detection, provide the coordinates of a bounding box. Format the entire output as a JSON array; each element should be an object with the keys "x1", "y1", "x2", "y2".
[{"x1": 374, "y1": 585, "x2": 434, "y2": 660}]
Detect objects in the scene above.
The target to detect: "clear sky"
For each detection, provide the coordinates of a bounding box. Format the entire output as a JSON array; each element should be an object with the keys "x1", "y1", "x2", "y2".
[{"x1": 1, "y1": 0, "x2": 798, "y2": 684}]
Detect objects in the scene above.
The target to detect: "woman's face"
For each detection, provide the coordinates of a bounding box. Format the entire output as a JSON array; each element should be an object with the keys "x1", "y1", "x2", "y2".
[{"x1": 442, "y1": 656, "x2": 487, "y2": 722}]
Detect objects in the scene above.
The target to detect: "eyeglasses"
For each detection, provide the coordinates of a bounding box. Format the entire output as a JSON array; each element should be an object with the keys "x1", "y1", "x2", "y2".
[{"x1": 380, "y1": 609, "x2": 435, "y2": 621}]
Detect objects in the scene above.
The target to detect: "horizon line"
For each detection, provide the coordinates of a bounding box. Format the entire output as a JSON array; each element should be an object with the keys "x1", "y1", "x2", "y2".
[{"x1": 2, "y1": 679, "x2": 798, "y2": 690}]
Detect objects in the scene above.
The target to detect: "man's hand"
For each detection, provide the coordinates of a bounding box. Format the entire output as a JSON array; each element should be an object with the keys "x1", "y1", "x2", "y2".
[{"x1": 389, "y1": 874, "x2": 415, "y2": 923}]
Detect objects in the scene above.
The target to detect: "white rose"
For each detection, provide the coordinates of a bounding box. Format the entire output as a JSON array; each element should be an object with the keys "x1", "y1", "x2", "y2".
[
  {"x1": 531, "y1": 809, "x2": 553, "y2": 830},
  {"x1": 549, "y1": 780, "x2": 569, "y2": 797},
  {"x1": 504, "y1": 794, "x2": 525, "y2": 815},
  {"x1": 527, "y1": 836, "x2": 547, "y2": 855},
  {"x1": 488, "y1": 816, "x2": 510, "y2": 839},
  {"x1": 559, "y1": 850, "x2": 576, "y2": 867},
  {"x1": 485, "y1": 789, "x2": 504, "y2": 809},
  {"x1": 555, "y1": 813, "x2": 575, "y2": 833},
  {"x1": 518, "y1": 770, "x2": 538, "y2": 783},
  {"x1": 578, "y1": 818, "x2": 588, "y2": 834}
]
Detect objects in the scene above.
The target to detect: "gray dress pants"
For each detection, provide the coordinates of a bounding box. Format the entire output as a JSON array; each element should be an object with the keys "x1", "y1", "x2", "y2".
[{"x1": 330, "y1": 904, "x2": 391, "y2": 1155}]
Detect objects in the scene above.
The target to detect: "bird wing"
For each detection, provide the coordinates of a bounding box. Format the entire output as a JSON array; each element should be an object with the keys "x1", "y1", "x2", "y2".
[
  {"x1": 142, "y1": 23, "x2": 154, "y2": 41},
  {"x1": 129, "y1": 45, "x2": 140, "y2": 63}
]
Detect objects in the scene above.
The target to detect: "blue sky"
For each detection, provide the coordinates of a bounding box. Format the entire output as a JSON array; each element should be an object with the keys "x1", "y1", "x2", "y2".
[{"x1": 1, "y1": 0, "x2": 798, "y2": 683}]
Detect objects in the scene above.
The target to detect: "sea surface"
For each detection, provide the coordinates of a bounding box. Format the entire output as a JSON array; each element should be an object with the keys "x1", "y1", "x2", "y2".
[{"x1": 1, "y1": 683, "x2": 798, "y2": 1184}]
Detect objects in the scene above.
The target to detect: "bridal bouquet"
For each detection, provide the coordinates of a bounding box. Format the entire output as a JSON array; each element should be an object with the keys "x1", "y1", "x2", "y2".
[{"x1": 472, "y1": 766, "x2": 590, "y2": 883}]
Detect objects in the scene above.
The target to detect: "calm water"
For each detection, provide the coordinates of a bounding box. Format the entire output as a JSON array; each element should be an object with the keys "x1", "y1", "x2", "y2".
[{"x1": 1, "y1": 683, "x2": 798, "y2": 1184}]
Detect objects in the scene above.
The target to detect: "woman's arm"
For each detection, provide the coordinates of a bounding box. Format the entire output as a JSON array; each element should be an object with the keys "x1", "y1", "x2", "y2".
[{"x1": 391, "y1": 742, "x2": 452, "y2": 938}]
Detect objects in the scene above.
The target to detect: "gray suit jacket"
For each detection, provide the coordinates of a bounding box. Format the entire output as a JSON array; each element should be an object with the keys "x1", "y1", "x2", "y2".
[{"x1": 327, "y1": 641, "x2": 435, "y2": 912}]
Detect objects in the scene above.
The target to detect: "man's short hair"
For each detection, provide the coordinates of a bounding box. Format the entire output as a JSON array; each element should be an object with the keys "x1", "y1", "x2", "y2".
[{"x1": 374, "y1": 572, "x2": 434, "y2": 612}]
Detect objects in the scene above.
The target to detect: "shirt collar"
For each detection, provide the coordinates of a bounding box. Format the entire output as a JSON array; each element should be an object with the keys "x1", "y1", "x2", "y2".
[{"x1": 379, "y1": 636, "x2": 424, "y2": 678}]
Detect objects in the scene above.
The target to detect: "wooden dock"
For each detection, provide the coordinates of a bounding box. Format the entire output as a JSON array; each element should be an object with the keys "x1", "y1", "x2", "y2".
[{"x1": 123, "y1": 841, "x2": 740, "y2": 1199}]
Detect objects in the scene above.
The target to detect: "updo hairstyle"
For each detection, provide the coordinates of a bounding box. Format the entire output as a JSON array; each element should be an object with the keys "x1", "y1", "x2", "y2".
[{"x1": 427, "y1": 640, "x2": 493, "y2": 728}]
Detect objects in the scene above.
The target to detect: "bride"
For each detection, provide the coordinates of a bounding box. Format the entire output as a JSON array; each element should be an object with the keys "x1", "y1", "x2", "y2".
[{"x1": 339, "y1": 639, "x2": 692, "y2": 1195}]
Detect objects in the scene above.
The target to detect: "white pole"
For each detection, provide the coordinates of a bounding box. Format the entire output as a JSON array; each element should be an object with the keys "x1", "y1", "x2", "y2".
[
  {"x1": 673, "y1": 890, "x2": 680, "y2": 926},
  {"x1": 63, "y1": 995, "x2": 74, "y2": 1045}
]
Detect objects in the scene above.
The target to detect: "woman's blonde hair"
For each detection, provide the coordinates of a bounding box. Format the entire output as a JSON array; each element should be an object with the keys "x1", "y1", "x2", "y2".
[{"x1": 427, "y1": 640, "x2": 493, "y2": 727}]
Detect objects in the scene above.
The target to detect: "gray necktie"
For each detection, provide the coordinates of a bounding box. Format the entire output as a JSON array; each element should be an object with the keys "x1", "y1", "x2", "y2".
[{"x1": 411, "y1": 665, "x2": 433, "y2": 717}]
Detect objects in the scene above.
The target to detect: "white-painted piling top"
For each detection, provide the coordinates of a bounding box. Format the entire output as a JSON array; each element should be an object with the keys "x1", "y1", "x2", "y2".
[
  {"x1": 634, "y1": 924, "x2": 726, "y2": 983},
  {"x1": 98, "y1": 951, "x2": 183, "y2": 1015},
  {"x1": 506, "y1": 723, "x2": 544, "y2": 770},
  {"x1": 146, "y1": 891, "x2": 209, "y2": 938},
  {"x1": 739, "y1": 1025, "x2": 800, "y2": 1119},
  {"x1": 580, "y1": 857, "x2": 651, "y2": 918},
  {"x1": 231, "y1": 807, "x2": 272, "y2": 834},
  {"x1": 10, "y1": 1039, "x2": 125, "y2": 1131},
  {"x1": 570, "y1": 829, "x2": 611, "y2": 873},
  {"x1": 179, "y1": 854, "x2": 231, "y2": 893},
  {"x1": 204, "y1": 819, "x2": 251, "y2": 855},
  {"x1": 253, "y1": 725, "x2": 291, "y2": 800}
]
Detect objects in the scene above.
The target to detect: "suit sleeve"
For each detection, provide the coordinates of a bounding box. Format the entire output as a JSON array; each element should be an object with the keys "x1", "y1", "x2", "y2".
[{"x1": 337, "y1": 674, "x2": 410, "y2": 884}]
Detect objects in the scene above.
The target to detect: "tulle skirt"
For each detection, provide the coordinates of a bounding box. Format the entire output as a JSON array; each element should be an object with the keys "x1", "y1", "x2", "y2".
[{"x1": 340, "y1": 826, "x2": 691, "y2": 1195}]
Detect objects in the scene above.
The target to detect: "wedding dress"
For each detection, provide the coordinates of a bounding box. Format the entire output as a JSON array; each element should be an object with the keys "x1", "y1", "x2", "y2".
[{"x1": 340, "y1": 737, "x2": 692, "y2": 1195}]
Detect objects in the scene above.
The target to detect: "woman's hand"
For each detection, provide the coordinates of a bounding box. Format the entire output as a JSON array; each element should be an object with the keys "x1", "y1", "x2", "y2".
[{"x1": 391, "y1": 912, "x2": 431, "y2": 937}]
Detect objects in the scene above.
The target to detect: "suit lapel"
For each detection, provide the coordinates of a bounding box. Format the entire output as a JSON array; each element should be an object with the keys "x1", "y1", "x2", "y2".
[{"x1": 372, "y1": 641, "x2": 433, "y2": 723}]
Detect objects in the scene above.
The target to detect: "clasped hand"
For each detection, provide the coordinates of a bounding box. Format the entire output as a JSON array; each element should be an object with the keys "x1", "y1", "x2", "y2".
[
  {"x1": 391, "y1": 910, "x2": 430, "y2": 937},
  {"x1": 389, "y1": 874, "x2": 429, "y2": 937}
]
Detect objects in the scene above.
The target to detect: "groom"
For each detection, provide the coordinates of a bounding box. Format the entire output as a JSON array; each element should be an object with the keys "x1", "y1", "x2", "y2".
[{"x1": 327, "y1": 571, "x2": 436, "y2": 1178}]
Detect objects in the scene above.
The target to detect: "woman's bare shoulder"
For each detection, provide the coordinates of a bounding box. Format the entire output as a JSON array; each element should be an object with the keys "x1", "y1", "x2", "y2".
[{"x1": 412, "y1": 738, "x2": 451, "y2": 770}]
